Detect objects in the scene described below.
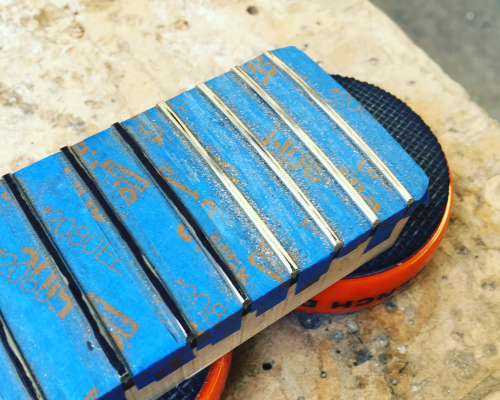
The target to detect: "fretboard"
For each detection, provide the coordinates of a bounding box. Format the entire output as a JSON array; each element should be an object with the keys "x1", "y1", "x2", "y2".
[{"x1": 0, "y1": 46, "x2": 428, "y2": 400}]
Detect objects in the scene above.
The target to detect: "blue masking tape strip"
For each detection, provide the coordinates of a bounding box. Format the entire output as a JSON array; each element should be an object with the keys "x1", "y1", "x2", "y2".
[
  {"x1": 14, "y1": 156, "x2": 189, "y2": 389},
  {"x1": 165, "y1": 89, "x2": 334, "y2": 294},
  {"x1": 121, "y1": 107, "x2": 292, "y2": 316},
  {"x1": 73, "y1": 129, "x2": 243, "y2": 349},
  {"x1": 0, "y1": 207, "x2": 123, "y2": 400},
  {"x1": 206, "y1": 72, "x2": 372, "y2": 257},
  {"x1": 270, "y1": 47, "x2": 429, "y2": 203},
  {"x1": 0, "y1": 330, "x2": 33, "y2": 400}
]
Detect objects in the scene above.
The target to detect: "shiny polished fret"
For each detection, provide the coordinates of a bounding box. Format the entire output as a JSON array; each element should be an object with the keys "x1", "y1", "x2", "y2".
[
  {"x1": 196, "y1": 82, "x2": 343, "y2": 253},
  {"x1": 231, "y1": 66, "x2": 380, "y2": 228},
  {"x1": 264, "y1": 51, "x2": 414, "y2": 207},
  {"x1": 156, "y1": 101, "x2": 299, "y2": 279}
]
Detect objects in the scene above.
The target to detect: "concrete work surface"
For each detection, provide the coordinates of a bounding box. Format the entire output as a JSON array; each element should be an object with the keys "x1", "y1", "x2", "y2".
[
  {"x1": 372, "y1": 0, "x2": 500, "y2": 123},
  {"x1": 1, "y1": 0, "x2": 500, "y2": 399}
]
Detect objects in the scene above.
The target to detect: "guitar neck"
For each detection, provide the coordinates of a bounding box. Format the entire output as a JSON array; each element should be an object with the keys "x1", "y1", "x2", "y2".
[{"x1": 0, "y1": 46, "x2": 428, "y2": 400}]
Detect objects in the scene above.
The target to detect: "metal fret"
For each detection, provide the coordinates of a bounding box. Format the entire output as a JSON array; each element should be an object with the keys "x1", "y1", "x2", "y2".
[
  {"x1": 264, "y1": 51, "x2": 414, "y2": 207},
  {"x1": 232, "y1": 66, "x2": 380, "y2": 227},
  {"x1": 197, "y1": 83, "x2": 343, "y2": 253},
  {"x1": 156, "y1": 101, "x2": 299, "y2": 279}
]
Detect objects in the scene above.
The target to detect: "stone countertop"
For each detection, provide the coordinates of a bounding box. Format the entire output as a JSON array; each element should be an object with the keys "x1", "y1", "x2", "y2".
[{"x1": 1, "y1": 0, "x2": 499, "y2": 399}]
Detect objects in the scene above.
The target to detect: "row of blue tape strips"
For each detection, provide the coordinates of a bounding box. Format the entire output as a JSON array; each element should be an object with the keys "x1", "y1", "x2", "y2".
[{"x1": 0, "y1": 46, "x2": 428, "y2": 399}]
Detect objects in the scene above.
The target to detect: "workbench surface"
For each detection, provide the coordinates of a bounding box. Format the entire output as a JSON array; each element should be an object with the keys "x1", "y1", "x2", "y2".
[{"x1": 1, "y1": 1, "x2": 499, "y2": 399}]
